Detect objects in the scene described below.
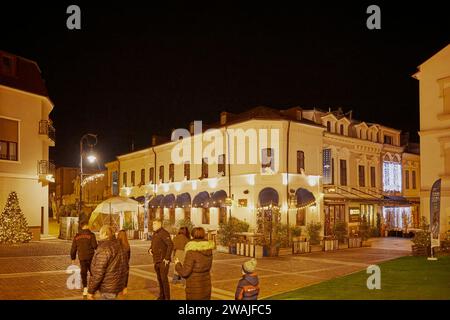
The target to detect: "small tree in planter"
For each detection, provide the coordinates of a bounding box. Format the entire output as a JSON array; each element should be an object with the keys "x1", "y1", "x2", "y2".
[
  {"x1": 217, "y1": 217, "x2": 249, "y2": 253},
  {"x1": 306, "y1": 222, "x2": 322, "y2": 245},
  {"x1": 412, "y1": 216, "x2": 431, "y2": 256},
  {"x1": 256, "y1": 206, "x2": 282, "y2": 256},
  {"x1": 291, "y1": 226, "x2": 302, "y2": 241},
  {"x1": 358, "y1": 215, "x2": 371, "y2": 244},
  {"x1": 333, "y1": 221, "x2": 347, "y2": 244},
  {"x1": 176, "y1": 218, "x2": 194, "y2": 233}
]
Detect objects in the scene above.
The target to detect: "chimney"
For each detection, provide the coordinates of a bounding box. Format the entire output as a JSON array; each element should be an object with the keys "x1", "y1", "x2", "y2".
[
  {"x1": 220, "y1": 112, "x2": 228, "y2": 125},
  {"x1": 189, "y1": 121, "x2": 195, "y2": 135},
  {"x1": 151, "y1": 135, "x2": 157, "y2": 146}
]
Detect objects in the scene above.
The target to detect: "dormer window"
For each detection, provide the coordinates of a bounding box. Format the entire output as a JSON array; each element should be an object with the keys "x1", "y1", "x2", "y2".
[
  {"x1": 340, "y1": 124, "x2": 344, "y2": 135},
  {"x1": 326, "y1": 122, "x2": 331, "y2": 132},
  {"x1": 384, "y1": 135, "x2": 393, "y2": 145}
]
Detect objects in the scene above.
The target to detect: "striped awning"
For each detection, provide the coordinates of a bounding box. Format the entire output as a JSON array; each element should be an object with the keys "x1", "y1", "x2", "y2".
[
  {"x1": 258, "y1": 187, "x2": 279, "y2": 207},
  {"x1": 295, "y1": 188, "x2": 316, "y2": 208},
  {"x1": 148, "y1": 195, "x2": 164, "y2": 208},
  {"x1": 161, "y1": 194, "x2": 176, "y2": 208},
  {"x1": 192, "y1": 191, "x2": 210, "y2": 208},
  {"x1": 210, "y1": 190, "x2": 227, "y2": 207},
  {"x1": 175, "y1": 193, "x2": 191, "y2": 208}
]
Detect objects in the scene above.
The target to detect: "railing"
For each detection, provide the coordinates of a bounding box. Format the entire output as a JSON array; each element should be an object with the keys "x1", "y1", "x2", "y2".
[
  {"x1": 39, "y1": 120, "x2": 56, "y2": 143},
  {"x1": 37, "y1": 160, "x2": 55, "y2": 176}
]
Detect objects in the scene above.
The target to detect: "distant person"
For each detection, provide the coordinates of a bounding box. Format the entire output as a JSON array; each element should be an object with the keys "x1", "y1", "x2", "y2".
[
  {"x1": 117, "y1": 230, "x2": 131, "y2": 295},
  {"x1": 149, "y1": 220, "x2": 173, "y2": 300},
  {"x1": 70, "y1": 220, "x2": 98, "y2": 297},
  {"x1": 87, "y1": 225, "x2": 127, "y2": 300},
  {"x1": 175, "y1": 227, "x2": 214, "y2": 300},
  {"x1": 172, "y1": 227, "x2": 190, "y2": 283},
  {"x1": 235, "y1": 258, "x2": 260, "y2": 300}
]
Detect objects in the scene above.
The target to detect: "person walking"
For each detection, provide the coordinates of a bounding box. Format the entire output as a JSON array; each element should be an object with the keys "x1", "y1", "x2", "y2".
[
  {"x1": 149, "y1": 220, "x2": 173, "y2": 300},
  {"x1": 235, "y1": 258, "x2": 260, "y2": 300},
  {"x1": 117, "y1": 230, "x2": 131, "y2": 295},
  {"x1": 172, "y1": 227, "x2": 190, "y2": 283},
  {"x1": 174, "y1": 227, "x2": 214, "y2": 300},
  {"x1": 87, "y1": 225, "x2": 127, "y2": 300},
  {"x1": 70, "y1": 220, "x2": 98, "y2": 297}
]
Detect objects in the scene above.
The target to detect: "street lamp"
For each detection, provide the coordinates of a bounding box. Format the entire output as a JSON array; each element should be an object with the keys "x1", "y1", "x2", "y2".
[{"x1": 79, "y1": 133, "x2": 98, "y2": 217}]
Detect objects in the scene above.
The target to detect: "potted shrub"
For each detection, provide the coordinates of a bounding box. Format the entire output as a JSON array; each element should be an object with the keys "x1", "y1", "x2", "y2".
[
  {"x1": 306, "y1": 222, "x2": 322, "y2": 245},
  {"x1": 217, "y1": 217, "x2": 249, "y2": 254},
  {"x1": 333, "y1": 221, "x2": 347, "y2": 244},
  {"x1": 291, "y1": 226, "x2": 302, "y2": 242}
]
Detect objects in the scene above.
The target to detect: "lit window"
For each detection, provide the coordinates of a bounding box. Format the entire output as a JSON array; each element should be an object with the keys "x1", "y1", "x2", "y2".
[{"x1": 323, "y1": 149, "x2": 332, "y2": 184}]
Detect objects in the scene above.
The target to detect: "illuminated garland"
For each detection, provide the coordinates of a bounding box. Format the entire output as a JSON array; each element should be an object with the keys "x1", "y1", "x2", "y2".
[{"x1": 81, "y1": 173, "x2": 105, "y2": 187}]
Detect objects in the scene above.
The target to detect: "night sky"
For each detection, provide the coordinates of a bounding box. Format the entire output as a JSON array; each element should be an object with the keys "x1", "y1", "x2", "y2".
[{"x1": 2, "y1": 2, "x2": 449, "y2": 167}]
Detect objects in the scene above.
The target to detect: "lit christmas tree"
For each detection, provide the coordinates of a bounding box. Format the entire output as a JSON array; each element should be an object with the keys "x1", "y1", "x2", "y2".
[{"x1": 0, "y1": 192, "x2": 32, "y2": 244}]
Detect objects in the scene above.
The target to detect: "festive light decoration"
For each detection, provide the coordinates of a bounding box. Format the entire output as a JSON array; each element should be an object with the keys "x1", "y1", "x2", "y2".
[
  {"x1": 383, "y1": 161, "x2": 402, "y2": 192},
  {"x1": 81, "y1": 173, "x2": 104, "y2": 187},
  {"x1": 0, "y1": 192, "x2": 32, "y2": 244}
]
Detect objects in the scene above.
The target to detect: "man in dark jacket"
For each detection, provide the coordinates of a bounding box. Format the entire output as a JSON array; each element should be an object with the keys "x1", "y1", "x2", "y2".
[
  {"x1": 235, "y1": 258, "x2": 260, "y2": 300},
  {"x1": 70, "y1": 221, "x2": 98, "y2": 296},
  {"x1": 150, "y1": 220, "x2": 173, "y2": 300},
  {"x1": 87, "y1": 225, "x2": 127, "y2": 300}
]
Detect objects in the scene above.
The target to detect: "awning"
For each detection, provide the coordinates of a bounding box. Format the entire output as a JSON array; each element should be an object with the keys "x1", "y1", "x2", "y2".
[
  {"x1": 383, "y1": 195, "x2": 411, "y2": 206},
  {"x1": 258, "y1": 187, "x2": 279, "y2": 207},
  {"x1": 162, "y1": 194, "x2": 176, "y2": 208},
  {"x1": 210, "y1": 190, "x2": 227, "y2": 207},
  {"x1": 133, "y1": 196, "x2": 145, "y2": 203},
  {"x1": 192, "y1": 191, "x2": 210, "y2": 208},
  {"x1": 175, "y1": 193, "x2": 191, "y2": 208},
  {"x1": 295, "y1": 188, "x2": 316, "y2": 208},
  {"x1": 148, "y1": 195, "x2": 164, "y2": 208}
]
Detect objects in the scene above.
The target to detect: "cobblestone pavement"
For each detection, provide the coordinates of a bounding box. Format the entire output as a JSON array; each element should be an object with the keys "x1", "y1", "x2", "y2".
[{"x1": 0, "y1": 239, "x2": 411, "y2": 300}]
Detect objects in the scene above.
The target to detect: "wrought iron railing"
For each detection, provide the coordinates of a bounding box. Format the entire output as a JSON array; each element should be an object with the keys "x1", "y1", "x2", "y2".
[
  {"x1": 39, "y1": 120, "x2": 56, "y2": 143},
  {"x1": 37, "y1": 160, "x2": 55, "y2": 176}
]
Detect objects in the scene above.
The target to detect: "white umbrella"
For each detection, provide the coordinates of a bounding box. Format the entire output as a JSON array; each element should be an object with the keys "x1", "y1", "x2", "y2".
[{"x1": 89, "y1": 197, "x2": 139, "y2": 230}]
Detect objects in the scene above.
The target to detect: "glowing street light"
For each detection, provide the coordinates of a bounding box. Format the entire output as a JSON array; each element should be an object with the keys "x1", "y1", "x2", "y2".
[{"x1": 79, "y1": 133, "x2": 98, "y2": 217}]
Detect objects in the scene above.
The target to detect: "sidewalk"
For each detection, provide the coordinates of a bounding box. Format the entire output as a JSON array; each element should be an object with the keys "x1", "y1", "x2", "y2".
[{"x1": 0, "y1": 239, "x2": 410, "y2": 300}]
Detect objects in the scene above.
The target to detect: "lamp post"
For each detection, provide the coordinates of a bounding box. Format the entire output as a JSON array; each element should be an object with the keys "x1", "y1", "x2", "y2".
[{"x1": 79, "y1": 133, "x2": 98, "y2": 217}]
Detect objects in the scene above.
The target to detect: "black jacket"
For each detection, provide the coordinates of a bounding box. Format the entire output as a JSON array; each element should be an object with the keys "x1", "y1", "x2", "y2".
[
  {"x1": 150, "y1": 228, "x2": 173, "y2": 263},
  {"x1": 235, "y1": 273, "x2": 260, "y2": 300},
  {"x1": 70, "y1": 229, "x2": 98, "y2": 261},
  {"x1": 88, "y1": 239, "x2": 128, "y2": 294}
]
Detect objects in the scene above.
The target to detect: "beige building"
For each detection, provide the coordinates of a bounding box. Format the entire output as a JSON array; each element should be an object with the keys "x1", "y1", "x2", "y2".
[
  {"x1": 0, "y1": 50, "x2": 55, "y2": 240},
  {"x1": 415, "y1": 44, "x2": 450, "y2": 236},
  {"x1": 302, "y1": 109, "x2": 419, "y2": 235},
  {"x1": 106, "y1": 106, "x2": 419, "y2": 238}
]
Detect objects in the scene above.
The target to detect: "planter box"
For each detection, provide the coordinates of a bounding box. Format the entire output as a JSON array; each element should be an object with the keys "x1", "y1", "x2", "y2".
[
  {"x1": 348, "y1": 237, "x2": 362, "y2": 248},
  {"x1": 263, "y1": 245, "x2": 280, "y2": 257},
  {"x1": 323, "y1": 239, "x2": 339, "y2": 251},
  {"x1": 255, "y1": 245, "x2": 264, "y2": 258},
  {"x1": 126, "y1": 230, "x2": 138, "y2": 240},
  {"x1": 216, "y1": 245, "x2": 230, "y2": 253},
  {"x1": 412, "y1": 245, "x2": 430, "y2": 256},
  {"x1": 292, "y1": 241, "x2": 310, "y2": 254}
]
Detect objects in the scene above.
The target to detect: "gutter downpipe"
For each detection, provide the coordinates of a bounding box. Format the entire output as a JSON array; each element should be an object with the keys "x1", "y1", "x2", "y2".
[
  {"x1": 225, "y1": 126, "x2": 232, "y2": 219},
  {"x1": 286, "y1": 120, "x2": 291, "y2": 246}
]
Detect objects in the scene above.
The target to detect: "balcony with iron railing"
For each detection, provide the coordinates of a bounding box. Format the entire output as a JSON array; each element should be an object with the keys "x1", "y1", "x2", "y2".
[
  {"x1": 39, "y1": 120, "x2": 55, "y2": 145},
  {"x1": 37, "y1": 160, "x2": 55, "y2": 183}
]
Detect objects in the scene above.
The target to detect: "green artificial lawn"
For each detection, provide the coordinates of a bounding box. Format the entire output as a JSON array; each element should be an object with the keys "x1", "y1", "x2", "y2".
[{"x1": 268, "y1": 255, "x2": 450, "y2": 300}]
